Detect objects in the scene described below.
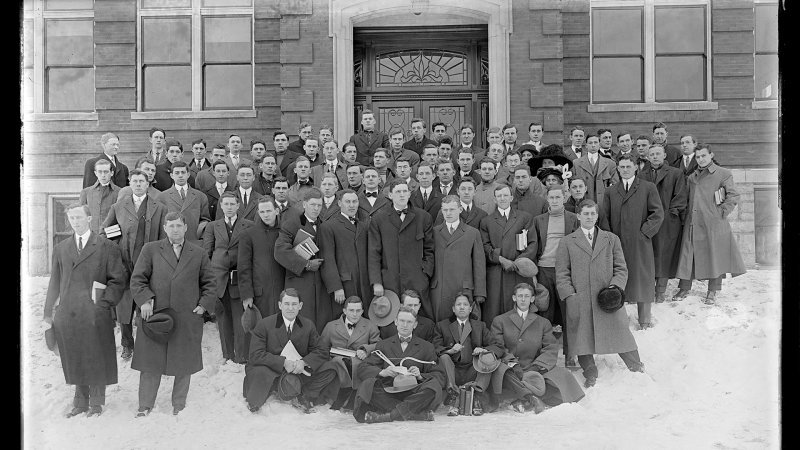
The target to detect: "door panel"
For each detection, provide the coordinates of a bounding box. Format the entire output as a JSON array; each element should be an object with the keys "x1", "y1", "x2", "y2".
[
  {"x1": 373, "y1": 100, "x2": 421, "y2": 140},
  {"x1": 423, "y1": 100, "x2": 471, "y2": 147}
]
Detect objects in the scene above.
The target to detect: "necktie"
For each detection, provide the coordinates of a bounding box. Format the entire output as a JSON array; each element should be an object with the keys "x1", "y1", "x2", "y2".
[
  {"x1": 587, "y1": 231, "x2": 593, "y2": 243},
  {"x1": 77, "y1": 236, "x2": 83, "y2": 255},
  {"x1": 448, "y1": 224, "x2": 454, "y2": 234},
  {"x1": 590, "y1": 155, "x2": 596, "y2": 166},
  {"x1": 625, "y1": 181, "x2": 630, "y2": 193},
  {"x1": 299, "y1": 179, "x2": 311, "y2": 186},
  {"x1": 465, "y1": 205, "x2": 471, "y2": 214},
  {"x1": 684, "y1": 156, "x2": 690, "y2": 168},
  {"x1": 174, "y1": 243, "x2": 182, "y2": 260},
  {"x1": 460, "y1": 322, "x2": 464, "y2": 334},
  {"x1": 287, "y1": 324, "x2": 292, "y2": 335},
  {"x1": 243, "y1": 192, "x2": 248, "y2": 208},
  {"x1": 218, "y1": 185, "x2": 224, "y2": 196},
  {"x1": 399, "y1": 335, "x2": 412, "y2": 344},
  {"x1": 134, "y1": 197, "x2": 143, "y2": 211},
  {"x1": 179, "y1": 188, "x2": 186, "y2": 200},
  {"x1": 423, "y1": 191, "x2": 429, "y2": 203},
  {"x1": 328, "y1": 164, "x2": 335, "y2": 173},
  {"x1": 347, "y1": 322, "x2": 355, "y2": 330},
  {"x1": 279, "y1": 203, "x2": 287, "y2": 212},
  {"x1": 233, "y1": 156, "x2": 238, "y2": 168},
  {"x1": 365, "y1": 191, "x2": 377, "y2": 198},
  {"x1": 519, "y1": 311, "x2": 525, "y2": 320}
]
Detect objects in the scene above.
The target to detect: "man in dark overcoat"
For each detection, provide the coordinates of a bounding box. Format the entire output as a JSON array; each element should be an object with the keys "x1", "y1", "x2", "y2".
[
  {"x1": 100, "y1": 169, "x2": 167, "y2": 360},
  {"x1": 511, "y1": 166, "x2": 548, "y2": 217},
  {"x1": 602, "y1": 154, "x2": 664, "y2": 330},
  {"x1": 243, "y1": 289, "x2": 339, "y2": 413},
  {"x1": 357, "y1": 166, "x2": 391, "y2": 217},
  {"x1": 373, "y1": 290, "x2": 437, "y2": 342},
  {"x1": 155, "y1": 161, "x2": 211, "y2": 246},
  {"x1": 216, "y1": 163, "x2": 263, "y2": 221},
  {"x1": 434, "y1": 178, "x2": 489, "y2": 228},
  {"x1": 82, "y1": 132, "x2": 129, "y2": 189},
  {"x1": 202, "y1": 160, "x2": 235, "y2": 220},
  {"x1": 409, "y1": 162, "x2": 443, "y2": 221},
  {"x1": 204, "y1": 192, "x2": 254, "y2": 363},
  {"x1": 556, "y1": 200, "x2": 645, "y2": 388},
  {"x1": 349, "y1": 110, "x2": 390, "y2": 165},
  {"x1": 274, "y1": 187, "x2": 330, "y2": 332},
  {"x1": 572, "y1": 134, "x2": 618, "y2": 211},
  {"x1": 478, "y1": 184, "x2": 537, "y2": 326},
  {"x1": 79, "y1": 159, "x2": 121, "y2": 234},
  {"x1": 153, "y1": 140, "x2": 196, "y2": 191},
  {"x1": 368, "y1": 179, "x2": 435, "y2": 319},
  {"x1": 318, "y1": 189, "x2": 372, "y2": 316},
  {"x1": 44, "y1": 203, "x2": 126, "y2": 418},
  {"x1": 130, "y1": 212, "x2": 217, "y2": 416},
  {"x1": 238, "y1": 197, "x2": 285, "y2": 318},
  {"x1": 637, "y1": 145, "x2": 688, "y2": 303}
]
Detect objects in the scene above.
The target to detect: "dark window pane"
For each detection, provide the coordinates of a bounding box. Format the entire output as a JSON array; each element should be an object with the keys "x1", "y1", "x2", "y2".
[
  {"x1": 143, "y1": 18, "x2": 191, "y2": 64},
  {"x1": 204, "y1": 65, "x2": 252, "y2": 109},
  {"x1": 203, "y1": 0, "x2": 252, "y2": 6},
  {"x1": 655, "y1": 7, "x2": 705, "y2": 54},
  {"x1": 592, "y1": 8, "x2": 642, "y2": 55},
  {"x1": 142, "y1": 0, "x2": 191, "y2": 7},
  {"x1": 143, "y1": 66, "x2": 192, "y2": 110},
  {"x1": 756, "y1": 4, "x2": 778, "y2": 53},
  {"x1": 45, "y1": 0, "x2": 93, "y2": 10},
  {"x1": 592, "y1": 58, "x2": 642, "y2": 103},
  {"x1": 24, "y1": 68, "x2": 33, "y2": 114},
  {"x1": 204, "y1": 17, "x2": 251, "y2": 63},
  {"x1": 46, "y1": 20, "x2": 93, "y2": 66},
  {"x1": 755, "y1": 54, "x2": 778, "y2": 99},
  {"x1": 47, "y1": 68, "x2": 94, "y2": 112},
  {"x1": 655, "y1": 56, "x2": 705, "y2": 101}
]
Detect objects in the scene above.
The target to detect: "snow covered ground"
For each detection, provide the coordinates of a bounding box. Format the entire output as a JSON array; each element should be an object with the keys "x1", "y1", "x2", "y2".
[{"x1": 22, "y1": 272, "x2": 781, "y2": 450}]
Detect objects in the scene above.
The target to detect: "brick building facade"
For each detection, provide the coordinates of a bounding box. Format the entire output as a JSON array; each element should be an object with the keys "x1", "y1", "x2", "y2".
[{"x1": 21, "y1": 0, "x2": 780, "y2": 275}]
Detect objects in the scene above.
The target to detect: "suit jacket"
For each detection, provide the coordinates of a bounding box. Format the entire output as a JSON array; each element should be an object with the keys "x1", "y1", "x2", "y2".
[
  {"x1": 79, "y1": 181, "x2": 121, "y2": 234},
  {"x1": 562, "y1": 147, "x2": 583, "y2": 161},
  {"x1": 319, "y1": 212, "x2": 372, "y2": 315},
  {"x1": 663, "y1": 143, "x2": 682, "y2": 167},
  {"x1": 452, "y1": 145, "x2": 485, "y2": 169},
  {"x1": 511, "y1": 187, "x2": 548, "y2": 219},
  {"x1": 202, "y1": 182, "x2": 235, "y2": 220},
  {"x1": 382, "y1": 177, "x2": 419, "y2": 196},
  {"x1": 376, "y1": 315, "x2": 436, "y2": 343},
  {"x1": 350, "y1": 130, "x2": 390, "y2": 165},
  {"x1": 252, "y1": 173, "x2": 275, "y2": 196},
  {"x1": 153, "y1": 160, "x2": 197, "y2": 192},
  {"x1": 203, "y1": 217, "x2": 255, "y2": 298},
  {"x1": 454, "y1": 169, "x2": 482, "y2": 187},
  {"x1": 357, "y1": 189, "x2": 391, "y2": 217},
  {"x1": 238, "y1": 217, "x2": 285, "y2": 318},
  {"x1": 429, "y1": 221, "x2": 487, "y2": 322},
  {"x1": 387, "y1": 148, "x2": 422, "y2": 173},
  {"x1": 433, "y1": 317, "x2": 502, "y2": 367},
  {"x1": 277, "y1": 151, "x2": 299, "y2": 177},
  {"x1": 145, "y1": 149, "x2": 167, "y2": 166},
  {"x1": 532, "y1": 210, "x2": 581, "y2": 263},
  {"x1": 474, "y1": 180, "x2": 502, "y2": 215},
  {"x1": 130, "y1": 239, "x2": 217, "y2": 375},
  {"x1": 409, "y1": 186, "x2": 444, "y2": 221},
  {"x1": 225, "y1": 154, "x2": 251, "y2": 173},
  {"x1": 188, "y1": 158, "x2": 211, "y2": 179},
  {"x1": 403, "y1": 136, "x2": 438, "y2": 156},
  {"x1": 319, "y1": 198, "x2": 341, "y2": 223},
  {"x1": 572, "y1": 154, "x2": 619, "y2": 210},
  {"x1": 311, "y1": 160, "x2": 349, "y2": 189},
  {"x1": 215, "y1": 188, "x2": 263, "y2": 222},
  {"x1": 83, "y1": 153, "x2": 129, "y2": 189},
  {"x1": 155, "y1": 185, "x2": 211, "y2": 245},
  {"x1": 672, "y1": 153, "x2": 699, "y2": 177},
  {"x1": 287, "y1": 138, "x2": 306, "y2": 155},
  {"x1": 287, "y1": 181, "x2": 315, "y2": 208},
  {"x1": 434, "y1": 203, "x2": 489, "y2": 229},
  {"x1": 320, "y1": 316, "x2": 381, "y2": 388}
]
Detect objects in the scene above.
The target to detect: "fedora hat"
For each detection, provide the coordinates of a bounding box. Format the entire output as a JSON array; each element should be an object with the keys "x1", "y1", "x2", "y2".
[
  {"x1": 514, "y1": 257, "x2": 538, "y2": 278},
  {"x1": 384, "y1": 373, "x2": 419, "y2": 394},
  {"x1": 141, "y1": 308, "x2": 178, "y2": 344},
  {"x1": 598, "y1": 285, "x2": 625, "y2": 314},
  {"x1": 45, "y1": 325, "x2": 58, "y2": 356},
  {"x1": 473, "y1": 351, "x2": 501, "y2": 374},
  {"x1": 532, "y1": 282, "x2": 550, "y2": 313},
  {"x1": 368, "y1": 290, "x2": 400, "y2": 327},
  {"x1": 277, "y1": 373, "x2": 303, "y2": 401},
  {"x1": 521, "y1": 371, "x2": 546, "y2": 396},
  {"x1": 241, "y1": 305, "x2": 263, "y2": 333}
]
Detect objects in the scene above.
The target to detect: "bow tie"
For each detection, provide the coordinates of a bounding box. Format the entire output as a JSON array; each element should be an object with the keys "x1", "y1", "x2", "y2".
[
  {"x1": 399, "y1": 335, "x2": 413, "y2": 344},
  {"x1": 347, "y1": 322, "x2": 355, "y2": 330},
  {"x1": 348, "y1": 216, "x2": 358, "y2": 224},
  {"x1": 396, "y1": 208, "x2": 408, "y2": 216},
  {"x1": 365, "y1": 191, "x2": 378, "y2": 198},
  {"x1": 299, "y1": 179, "x2": 311, "y2": 186}
]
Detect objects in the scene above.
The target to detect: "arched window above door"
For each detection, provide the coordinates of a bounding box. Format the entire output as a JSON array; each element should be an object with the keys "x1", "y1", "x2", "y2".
[{"x1": 375, "y1": 49, "x2": 468, "y2": 87}]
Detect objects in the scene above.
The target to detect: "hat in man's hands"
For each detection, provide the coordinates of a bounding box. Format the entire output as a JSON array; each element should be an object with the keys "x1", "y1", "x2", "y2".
[
  {"x1": 277, "y1": 373, "x2": 303, "y2": 401},
  {"x1": 383, "y1": 373, "x2": 419, "y2": 394},
  {"x1": 141, "y1": 308, "x2": 178, "y2": 344},
  {"x1": 45, "y1": 325, "x2": 58, "y2": 356},
  {"x1": 368, "y1": 290, "x2": 401, "y2": 327},
  {"x1": 241, "y1": 305, "x2": 263, "y2": 333},
  {"x1": 473, "y1": 351, "x2": 501, "y2": 374},
  {"x1": 514, "y1": 257, "x2": 538, "y2": 278},
  {"x1": 597, "y1": 285, "x2": 625, "y2": 314}
]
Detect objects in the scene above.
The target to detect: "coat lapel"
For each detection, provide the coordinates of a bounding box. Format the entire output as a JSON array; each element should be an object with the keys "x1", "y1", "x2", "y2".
[
  {"x1": 519, "y1": 313, "x2": 535, "y2": 335},
  {"x1": 145, "y1": 196, "x2": 158, "y2": 221},
  {"x1": 622, "y1": 177, "x2": 638, "y2": 203},
  {"x1": 502, "y1": 210, "x2": 518, "y2": 236},
  {"x1": 172, "y1": 240, "x2": 195, "y2": 278},
  {"x1": 655, "y1": 166, "x2": 668, "y2": 186},
  {"x1": 572, "y1": 232, "x2": 593, "y2": 256},
  {"x1": 509, "y1": 311, "x2": 524, "y2": 331},
  {"x1": 74, "y1": 232, "x2": 98, "y2": 267},
  {"x1": 399, "y1": 209, "x2": 415, "y2": 233},
  {"x1": 591, "y1": 229, "x2": 610, "y2": 260},
  {"x1": 230, "y1": 219, "x2": 247, "y2": 247},
  {"x1": 461, "y1": 320, "x2": 472, "y2": 344},
  {"x1": 348, "y1": 320, "x2": 367, "y2": 347},
  {"x1": 122, "y1": 196, "x2": 137, "y2": 218},
  {"x1": 159, "y1": 239, "x2": 178, "y2": 270}
]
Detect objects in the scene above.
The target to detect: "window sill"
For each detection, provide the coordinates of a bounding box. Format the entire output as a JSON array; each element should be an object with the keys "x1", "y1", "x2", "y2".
[
  {"x1": 131, "y1": 110, "x2": 258, "y2": 120},
  {"x1": 587, "y1": 102, "x2": 719, "y2": 113},
  {"x1": 24, "y1": 112, "x2": 98, "y2": 122},
  {"x1": 751, "y1": 100, "x2": 778, "y2": 110}
]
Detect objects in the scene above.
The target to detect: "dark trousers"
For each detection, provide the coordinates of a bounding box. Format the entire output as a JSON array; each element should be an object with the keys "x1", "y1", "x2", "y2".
[
  {"x1": 244, "y1": 365, "x2": 337, "y2": 408},
  {"x1": 364, "y1": 381, "x2": 436, "y2": 420},
  {"x1": 120, "y1": 297, "x2": 136, "y2": 348},
  {"x1": 577, "y1": 350, "x2": 642, "y2": 379},
  {"x1": 679, "y1": 259, "x2": 724, "y2": 291},
  {"x1": 439, "y1": 354, "x2": 478, "y2": 390},
  {"x1": 537, "y1": 266, "x2": 568, "y2": 356},
  {"x1": 73, "y1": 385, "x2": 106, "y2": 408},
  {"x1": 138, "y1": 372, "x2": 191, "y2": 409},
  {"x1": 217, "y1": 286, "x2": 249, "y2": 362},
  {"x1": 655, "y1": 277, "x2": 669, "y2": 294},
  {"x1": 493, "y1": 371, "x2": 536, "y2": 405}
]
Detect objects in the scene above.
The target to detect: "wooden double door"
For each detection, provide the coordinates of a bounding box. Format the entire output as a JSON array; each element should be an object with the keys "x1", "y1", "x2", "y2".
[{"x1": 371, "y1": 98, "x2": 484, "y2": 147}]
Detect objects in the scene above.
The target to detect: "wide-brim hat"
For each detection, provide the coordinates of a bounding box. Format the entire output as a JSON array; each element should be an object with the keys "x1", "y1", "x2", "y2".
[
  {"x1": 368, "y1": 290, "x2": 401, "y2": 327},
  {"x1": 528, "y1": 144, "x2": 572, "y2": 174},
  {"x1": 517, "y1": 144, "x2": 539, "y2": 157},
  {"x1": 142, "y1": 308, "x2": 178, "y2": 344},
  {"x1": 241, "y1": 305, "x2": 263, "y2": 333},
  {"x1": 598, "y1": 285, "x2": 625, "y2": 314},
  {"x1": 384, "y1": 374, "x2": 419, "y2": 393},
  {"x1": 277, "y1": 373, "x2": 303, "y2": 400},
  {"x1": 532, "y1": 282, "x2": 550, "y2": 313},
  {"x1": 473, "y1": 351, "x2": 501, "y2": 374},
  {"x1": 521, "y1": 371, "x2": 546, "y2": 396},
  {"x1": 536, "y1": 167, "x2": 563, "y2": 184},
  {"x1": 514, "y1": 257, "x2": 538, "y2": 278}
]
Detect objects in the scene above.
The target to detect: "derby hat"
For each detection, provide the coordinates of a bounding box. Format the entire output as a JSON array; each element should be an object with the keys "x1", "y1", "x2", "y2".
[
  {"x1": 384, "y1": 373, "x2": 419, "y2": 394},
  {"x1": 528, "y1": 144, "x2": 572, "y2": 174},
  {"x1": 473, "y1": 351, "x2": 501, "y2": 374},
  {"x1": 598, "y1": 285, "x2": 625, "y2": 313},
  {"x1": 141, "y1": 308, "x2": 178, "y2": 344},
  {"x1": 514, "y1": 257, "x2": 538, "y2": 278},
  {"x1": 368, "y1": 290, "x2": 401, "y2": 327},
  {"x1": 241, "y1": 305, "x2": 263, "y2": 333},
  {"x1": 277, "y1": 373, "x2": 303, "y2": 401}
]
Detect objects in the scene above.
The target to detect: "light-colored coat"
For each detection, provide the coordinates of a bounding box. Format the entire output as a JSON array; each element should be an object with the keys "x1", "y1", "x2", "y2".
[
  {"x1": 572, "y1": 154, "x2": 619, "y2": 210},
  {"x1": 79, "y1": 181, "x2": 121, "y2": 233},
  {"x1": 155, "y1": 185, "x2": 211, "y2": 245},
  {"x1": 556, "y1": 228, "x2": 637, "y2": 356},
  {"x1": 429, "y1": 221, "x2": 487, "y2": 322},
  {"x1": 473, "y1": 180, "x2": 502, "y2": 215},
  {"x1": 320, "y1": 317, "x2": 381, "y2": 388},
  {"x1": 311, "y1": 160, "x2": 349, "y2": 189},
  {"x1": 676, "y1": 163, "x2": 746, "y2": 280}
]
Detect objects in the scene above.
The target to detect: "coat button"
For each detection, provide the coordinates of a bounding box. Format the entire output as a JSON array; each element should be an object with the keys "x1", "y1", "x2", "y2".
[{"x1": 518, "y1": 339, "x2": 523, "y2": 342}]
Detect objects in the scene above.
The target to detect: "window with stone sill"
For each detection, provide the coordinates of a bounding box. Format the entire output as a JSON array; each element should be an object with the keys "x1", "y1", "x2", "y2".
[{"x1": 754, "y1": 2, "x2": 778, "y2": 101}]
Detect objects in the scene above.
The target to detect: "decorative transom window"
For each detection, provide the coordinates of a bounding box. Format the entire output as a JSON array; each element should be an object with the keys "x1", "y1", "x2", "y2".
[
  {"x1": 590, "y1": 0, "x2": 710, "y2": 104},
  {"x1": 24, "y1": 0, "x2": 96, "y2": 114},
  {"x1": 754, "y1": 2, "x2": 778, "y2": 100},
  {"x1": 137, "y1": 0, "x2": 254, "y2": 112},
  {"x1": 375, "y1": 49, "x2": 468, "y2": 87}
]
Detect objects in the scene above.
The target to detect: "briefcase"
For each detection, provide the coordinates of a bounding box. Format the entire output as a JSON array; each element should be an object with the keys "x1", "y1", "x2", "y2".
[{"x1": 457, "y1": 385, "x2": 476, "y2": 416}]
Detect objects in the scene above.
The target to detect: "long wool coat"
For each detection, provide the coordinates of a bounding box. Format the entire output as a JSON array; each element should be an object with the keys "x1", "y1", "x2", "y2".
[
  {"x1": 556, "y1": 228, "x2": 637, "y2": 356},
  {"x1": 130, "y1": 239, "x2": 217, "y2": 376},
  {"x1": 44, "y1": 233, "x2": 126, "y2": 385},
  {"x1": 203, "y1": 217, "x2": 254, "y2": 299},
  {"x1": 491, "y1": 310, "x2": 585, "y2": 403},
  {"x1": 602, "y1": 177, "x2": 664, "y2": 303},
  {"x1": 638, "y1": 164, "x2": 688, "y2": 278},
  {"x1": 318, "y1": 211, "x2": 372, "y2": 315},
  {"x1": 155, "y1": 185, "x2": 211, "y2": 245},
  {"x1": 237, "y1": 217, "x2": 285, "y2": 318},
  {"x1": 479, "y1": 209, "x2": 537, "y2": 326},
  {"x1": 320, "y1": 316, "x2": 381, "y2": 388},
  {"x1": 572, "y1": 155, "x2": 619, "y2": 210},
  {"x1": 79, "y1": 181, "x2": 121, "y2": 234},
  {"x1": 676, "y1": 163, "x2": 747, "y2": 280},
  {"x1": 429, "y1": 221, "x2": 487, "y2": 323}
]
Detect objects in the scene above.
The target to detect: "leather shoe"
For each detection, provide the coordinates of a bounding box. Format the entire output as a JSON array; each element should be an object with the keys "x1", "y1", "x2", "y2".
[
  {"x1": 584, "y1": 375, "x2": 597, "y2": 388},
  {"x1": 173, "y1": 405, "x2": 185, "y2": 416},
  {"x1": 671, "y1": 289, "x2": 690, "y2": 302},
  {"x1": 447, "y1": 405, "x2": 459, "y2": 416},
  {"x1": 87, "y1": 406, "x2": 102, "y2": 417},
  {"x1": 655, "y1": 293, "x2": 666, "y2": 303},
  {"x1": 565, "y1": 356, "x2": 579, "y2": 370},
  {"x1": 121, "y1": 347, "x2": 133, "y2": 360},
  {"x1": 409, "y1": 410, "x2": 435, "y2": 421},
  {"x1": 65, "y1": 407, "x2": 88, "y2": 418},
  {"x1": 703, "y1": 291, "x2": 718, "y2": 305},
  {"x1": 248, "y1": 404, "x2": 260, "y2": 414},
  {"x1": 510, "y1": 399, "x2": 526, "y2": 413},
  {"x1": 364, "y1": 411, "x2": 393, "y2": 423},
  {"x1": 443, "y1": 386, "x2": 459, "y2": 406},
  {"x1": 639, "y1": 322, "x2": 653, "y2": 330},
  {"x1": 629, "y1": 362, "x2": 646, "y2": 373},
  {"x1": 525, "y1": 396, "x2": 547, "y2": 414},
  {"x1": 471, "y1": 398, "x2": 483, "y2": 416},
  {"x1": 292, "y1": 394, "x2": 316, "y2": 414},
  {"x1": 135, "y1": 407, "x2": 151, "y2": 418}
]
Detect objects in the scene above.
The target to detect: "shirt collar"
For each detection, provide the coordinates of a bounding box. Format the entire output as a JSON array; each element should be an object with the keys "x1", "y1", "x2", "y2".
[
  {"x1": 461, "y1": 201, "x2": 471, "y2": 210},
  {"x1": 171, "y1": 238, "x2": 186, "y2": 247},
  {"x1": 239, "y1": 186, "x2": 252, "y2": 195},
  {"x1": 420, "y1": 186, "x2": 431, "y2": 194},
  {"x1": 283, "y1": 316, "x2": 296, "y2": 329},
  {"x1": 497, "y1": 206, "x2": 511, "y2": 216},
  {"x1": 216, "y1": 181, "x2": 227, "y2": 189},
  {"x1": 581, "y1": 226, "x2": 595, "y2": 237},
  {"x1": 516, "y1": 308, "x2": 528, "y2": 319},
  {"x1": 133, "y1": 193, "x2": 147, "y2": 203},
  {"x1": 447, "y1": 220, "x2": 460, "y2": 230},
  {"x1": 75, "y1": 229, "x2": 91, "y2": 244},
  {"x1": 226, "y1": 215, "x2": 238, "y2": 224},
  {"x1": 457, "y1": 318, "x2": 468, "y2": 326}
]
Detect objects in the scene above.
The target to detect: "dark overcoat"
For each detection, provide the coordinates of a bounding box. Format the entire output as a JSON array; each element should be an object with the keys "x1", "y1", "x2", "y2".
[
  {"x1": 602, "y1": 177, "x2": 664, "y2": 303},
  {"x1": 202, "y1": 183, "x2": 235, "y2": 220},
  {"x1": 638, "y1": 164, "x2": 688, "y2": 278},
  {"x1": 130, "y1": 239, "x2": 217, "y2": 376},
  {"x1": 203, "y1": 218, "x2": 254, "y2": 299},
  {"x1": 357, "y1": 189, "x2": 391, "y2": 217},
  {"x1": 556, "y1": 229, "x2": 637, "y2": 356},
  {"x1": 676, "y1": 163, "x2": 747, "y2": 280},
  {"x1": 215, "y1": 189, "x2": 263, "y2": 222},
  {"x1": 367, "y1": 205, "x2": 435, "y2": 318},
  {"x1": 79, "y1": 181, "x2": 120, "y2": 234},
  {"x1": 318, "y1": 211, "x2": 372, "y2": 314},
  {"x1": 491, "y1": 310, "x2": 584, "y2": 403},
  {"x1": 83, "y1": 153, "x2": 129, "y2": 189},
  {"x1": 274, "y1": 213, "x2": 331, "y2": 332},
  {"x1": 478, "y1": 209, "x2": 537, "y2": 326},
  {"x1": 238, "y1": 217, "x2": 285, "y2": 318},
  {"x1": 153, "y1": 161, "x2": 196, "y2": 191},
  {"x1": 349, "y1": 130, "x2": 390, "y2": 165},
  {"x1": 320, "y1": 316, "x2": 381, "y2": 388},
  {"x1": 375, "y1": 316, "x2": 436, "y2": 343},
  {"x1": 409, "y1": 187, "x2": 444, "y2": 222},
  {"x1": 511, "y1": 187, "x2": 548, "y2": 218},
  {"x1": 429, "y1": 221, "x2": 486, "y2": 322},
  {"x1": 434, "y1": 203, "x2": 489, "y2": 229},
  {"x1": 433, "y1": 317, "x2": 502, "y2": 366},
  {"x1": 44, "y1": 233, "x2": 126, "y2": 385},
  {"x1": 155, "y1": 185, "x2": 211, "y2": 245},
  {"x1": 572, "y1": 155, "x2": 619, "y2": 210}
]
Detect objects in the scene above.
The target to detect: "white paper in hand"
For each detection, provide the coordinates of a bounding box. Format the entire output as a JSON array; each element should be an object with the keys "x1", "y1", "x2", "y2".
[
  {"x1": 281, "y1": 341, "x2": 311, "y2": 375},
  {"x1": 92, "y1": 281, "x2": 107, "y2": 305}
]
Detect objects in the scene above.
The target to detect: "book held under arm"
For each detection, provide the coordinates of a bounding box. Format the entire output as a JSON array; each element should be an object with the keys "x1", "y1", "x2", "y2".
[
  {"x1": 516, "y1": 229, "x2": 528, "y2": 251},
  {"x1": 714, "y1": 187, "x2": 726, "y2": 206},
  {"x1": 91, "y1": 281, "x2": 106, "y2": 305},
  {"x1": 292, "y1": 229, "x2": 319, "y2": 260},
  {"x1": 103, "y1": 224, "x2": 121, "y2": 239}
]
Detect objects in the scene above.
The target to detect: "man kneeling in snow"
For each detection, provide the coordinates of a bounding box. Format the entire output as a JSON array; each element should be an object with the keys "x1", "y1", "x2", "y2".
[{"x1": 242, "y1": 288, "x2": 339, "y2": 413}]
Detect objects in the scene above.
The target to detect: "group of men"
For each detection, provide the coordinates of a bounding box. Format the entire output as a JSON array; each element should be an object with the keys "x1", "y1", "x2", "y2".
[{"x1": 44, "y1": 114, "x2": 745, "y2": 422}]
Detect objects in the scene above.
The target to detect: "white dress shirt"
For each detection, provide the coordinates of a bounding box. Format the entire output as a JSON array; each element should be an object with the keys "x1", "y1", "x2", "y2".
[
  {"x1": 132, "y1": 193, "x2": 147, "y2": 211},
  {"x1": 588, "y1": 153, "x2": 598, "y2": 166},
  {"x1": 572, "y1": 146, "x2": 583, "y2": 158},
  {"x1": 75, "y1": 228, "x2": 91, "y2": 249},
  {"x1": 497, "y1": 206, "x2": 511, "y2": 219},
  {"x1": 239, "y1": 186, "x2": 253, "y2": 199},
  {"x1": 324, "y1": 196, "x2": 335, "y2": 209},
  {"x1": 216, "y1": 181, "x2": 228, "y2": 196},
  {"x1": 283, "y1": 316, "x2": 297, "y2": 333},
  {"x1": 345, "y1": 318, "x2": 356, "y2": 336},
  {"x1": 420, "y1": 186, "x2": 432, "y2": 200},
  {"x1": 683, "y1": 153, "x2": 695, "y2": 167},
  {"x1": 176, "y1": 185, "x2": 187, "y2": 197},
  {"x1": 581, "y1": 226, "x2": 595, "y2": 245},
  {"x1": 446, "y1": 220, "x2": 460, "y2": 234},
  {"x1": 365, "y1": 190, "x2": 379, "y2": 206},
  {"x1": 516, "y1": 308, "x2": 528, "y2": 321}
]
